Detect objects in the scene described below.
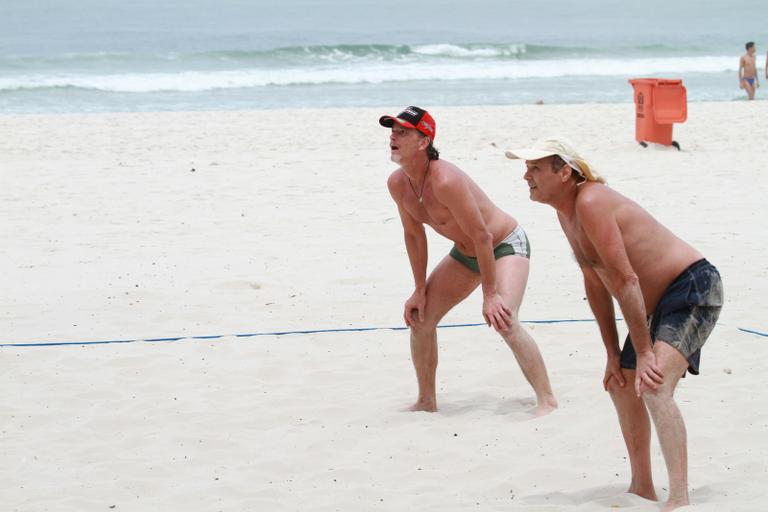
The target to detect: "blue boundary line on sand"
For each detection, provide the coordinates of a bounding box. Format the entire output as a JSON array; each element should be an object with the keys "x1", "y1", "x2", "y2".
[
  {"x1": 738, "y1": 327, "x2": 768, "y2": 337},
  {"x1": 0, "y1": 318, "x2": 600, "y2": 348},
  {"x1": 3, "y1": 319, "x2": 758, "y2": 348}
]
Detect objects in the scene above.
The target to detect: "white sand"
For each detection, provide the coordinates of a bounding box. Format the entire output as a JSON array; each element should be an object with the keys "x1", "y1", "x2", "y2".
[{"x1": 1, "y1": 102, "x2": 767, "y2": 511}]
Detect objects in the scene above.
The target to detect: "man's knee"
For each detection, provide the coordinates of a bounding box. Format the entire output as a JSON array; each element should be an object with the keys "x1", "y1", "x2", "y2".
[
  {"x1": 606, "y1": 378, "x2": 627, "y2": 397},
  {"x1": 409, "y1": 318, "x2": 439, "y2": 337},
  {"x1": 494, "y1": 311, "x2": 522, "y2": 339},
  {"x1": 607, "y1": 372, "x2": 638, "y2": 401},
  {"x1": 641, "y1": 384, "x2": 675, "y2": 409}
]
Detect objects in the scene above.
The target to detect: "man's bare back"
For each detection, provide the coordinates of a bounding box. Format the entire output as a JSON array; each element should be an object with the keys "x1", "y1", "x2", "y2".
[
  {"x1": 389, "y1": 159, "x2": 517, "y2": 254},
  {"x1": 558, "y1": 182, "x2": 702, "y2": 314}
]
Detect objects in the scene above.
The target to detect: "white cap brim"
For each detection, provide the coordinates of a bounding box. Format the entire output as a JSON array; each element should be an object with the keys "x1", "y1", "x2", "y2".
[{"x1": 504, "y1": 149, "x2": 557, "y2": 160}]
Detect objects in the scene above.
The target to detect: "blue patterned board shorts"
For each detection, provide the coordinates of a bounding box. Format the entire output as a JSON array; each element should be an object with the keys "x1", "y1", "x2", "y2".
[{"x1": 620, "y1": 259, "x2": 723, "y2": 375}]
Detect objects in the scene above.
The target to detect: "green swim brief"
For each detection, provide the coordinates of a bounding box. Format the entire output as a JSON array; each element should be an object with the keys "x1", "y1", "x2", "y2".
[{"x1": 449, "y1": 224, "x2": 531, "y2": 274}]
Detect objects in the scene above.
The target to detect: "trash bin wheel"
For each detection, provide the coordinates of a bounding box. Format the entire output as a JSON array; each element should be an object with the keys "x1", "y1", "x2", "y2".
[
  {"x1": 671, "y1": 141, "x2": 680, "y2": 150},
  {"x1": 639, "y1": 141, "x2": 648, "y2": 148}
]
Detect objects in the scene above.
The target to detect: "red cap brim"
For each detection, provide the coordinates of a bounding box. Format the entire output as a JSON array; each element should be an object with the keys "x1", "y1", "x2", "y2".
[{"x1": 379, "y1": 115, "x2": 417, "y2": 131}]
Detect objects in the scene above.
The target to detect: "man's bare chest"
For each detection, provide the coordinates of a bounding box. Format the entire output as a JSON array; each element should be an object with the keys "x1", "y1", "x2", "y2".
[
  {"x1": 563, "y1": 221, "x2": 602, "y2": 268},
  {"x1": 407, "y1": 197, "x2": 452, "y2": 227}
]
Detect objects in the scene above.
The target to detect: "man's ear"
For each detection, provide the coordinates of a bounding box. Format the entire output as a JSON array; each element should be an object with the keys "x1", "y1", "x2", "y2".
[
  {"x1": 560, "y1": 165, "x2": 575, "y2": 183},
  {"x1": 419, "y1": 136, "x2": 430, "y2": 151}
]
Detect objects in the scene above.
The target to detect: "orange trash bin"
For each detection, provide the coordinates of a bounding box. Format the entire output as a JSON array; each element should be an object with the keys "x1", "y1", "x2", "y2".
[{"x1": 628, "y1": 78, "x2": 687, "y2": 149}]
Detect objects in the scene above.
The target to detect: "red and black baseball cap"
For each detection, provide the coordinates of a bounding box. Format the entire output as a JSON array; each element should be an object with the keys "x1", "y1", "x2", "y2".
[{"x1": 379, "y1": 106, "x2": 436, "y2": 141}]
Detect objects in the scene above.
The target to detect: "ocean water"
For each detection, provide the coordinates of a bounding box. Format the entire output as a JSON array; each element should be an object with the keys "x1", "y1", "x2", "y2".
[{"x1": 1, "y1": 0, "x2": 766, "y2": 113}]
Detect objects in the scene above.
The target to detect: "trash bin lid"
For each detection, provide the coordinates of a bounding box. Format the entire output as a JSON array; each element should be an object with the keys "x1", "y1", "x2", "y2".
[
  {"x1": 653, "y1": 83, "x2": 687, "y2": 124},
  {"x1": 629, "y1": 78, "x2": 683, "y2": 86}
]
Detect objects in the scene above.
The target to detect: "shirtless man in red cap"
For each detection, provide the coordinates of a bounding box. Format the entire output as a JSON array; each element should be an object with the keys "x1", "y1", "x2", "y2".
[{"x1": 380, "y1": 106, "x2": 557, "y2": 415}]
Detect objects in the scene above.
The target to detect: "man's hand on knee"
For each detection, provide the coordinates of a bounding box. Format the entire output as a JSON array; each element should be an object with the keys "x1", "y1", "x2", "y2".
[
  {"x1": 483, "y1": 293, "x2": 512, "y2": 330},
  {"x1": 404, "y1": 289, "x2": 427, "y2": 326}
]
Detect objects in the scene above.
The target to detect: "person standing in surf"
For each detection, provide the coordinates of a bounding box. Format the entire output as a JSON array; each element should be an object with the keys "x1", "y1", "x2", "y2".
[{"x1": 739, "y1": 41, "x2": 759, "y2": 100}]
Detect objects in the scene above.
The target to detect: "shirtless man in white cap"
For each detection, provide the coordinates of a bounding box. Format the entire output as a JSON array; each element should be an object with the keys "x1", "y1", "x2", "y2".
[
  {"x1": 380, "y1": 106, "x2": 557, "y2": 415},
  {"x1": 506, "y1": 137, "x2": 723, "y2": 511}
]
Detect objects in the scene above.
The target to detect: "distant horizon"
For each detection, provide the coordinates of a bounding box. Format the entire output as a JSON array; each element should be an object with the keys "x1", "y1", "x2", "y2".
[{"x1": 1, "y1": 0, "x2": 766, "y2": 113}]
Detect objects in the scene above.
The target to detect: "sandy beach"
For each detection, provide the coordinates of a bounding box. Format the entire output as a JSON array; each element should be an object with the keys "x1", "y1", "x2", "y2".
[{"x1": 1, "y1": 102, "x2": 767, "y2": 511}]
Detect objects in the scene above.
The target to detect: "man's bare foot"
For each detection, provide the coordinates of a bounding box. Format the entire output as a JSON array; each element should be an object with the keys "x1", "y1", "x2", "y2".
[
  {"x1": 661, "y1": 500, "x2": 689, "y2": 511},
  {"x1": 530, "y1": 396, "x2": 558, "y2": 417},
  {"x1": 627, "y1": 483, "x2": 658, "y2": 502},
  {"x1": 661, "y1": 499, "x2": 689, "y2": 511},
  {"x1": 531, "y1": 402, "x2": 557, "y2": 417},
  {"x1": 408, "y1": 399, "x2": 437, "y2": 412}
]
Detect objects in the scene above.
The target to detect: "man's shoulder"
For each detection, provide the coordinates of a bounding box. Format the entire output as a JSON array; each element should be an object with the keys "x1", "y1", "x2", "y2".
[
  {"x1": 387, "y1": 167, "x2": 407, "y2": 184},
  {"x1": 431, "y1": 158, "x2": 458, "y2": 172},
  {"x1": 575, "y1": 183, "x2": 625, "y2": 220},
  {"x1": 430, "y1": 159, "x2": 466, "y2": 187},
  {"x1": 575, "y1": 182, "x2": 610, "y2": 205},
  {"x1": 387, "y1": 168, "x2": 406, "y2": 196}
]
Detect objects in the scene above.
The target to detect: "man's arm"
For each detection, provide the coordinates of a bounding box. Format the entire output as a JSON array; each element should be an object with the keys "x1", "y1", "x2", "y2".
[
  {"x1": 430, "y1": 167, "x2": 511, "y2": 329},
  {"x1": 756, "y1": 57, "x2": 760, "y2": 86},
  {"x1": 575, "y1": 192, "x2": 663, "y2": 395},
  {"x1": 581, "y1": 265, "x2": 625, "y2": 389},
  {"x1": 388, "y1": 172, "x2": 429, "y2": 325},
  {"x1": 399, "y1": 201, "x2": 428, "y2": 290}
]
